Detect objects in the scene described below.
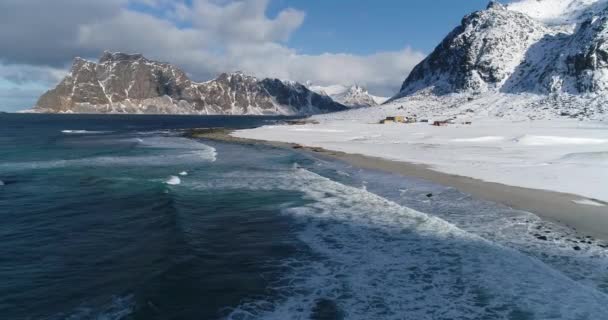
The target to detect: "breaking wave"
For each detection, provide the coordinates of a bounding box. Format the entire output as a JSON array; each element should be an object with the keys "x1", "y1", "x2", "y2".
[
  {"x1": 185, "y1": 167, "x2": 608, "y2": 320},
  {"x1": 47, "y1": 295, "x2": 134, "y2": 320},
  {"x1": 165, "y1": 175, "x2": 181, "y2": 185},
  {"x1": 0, "y1": 137, "x2": 217, "y2": 171},
  {"x1": 61, "y1": 130, "x2": 111, "y2": 134}
]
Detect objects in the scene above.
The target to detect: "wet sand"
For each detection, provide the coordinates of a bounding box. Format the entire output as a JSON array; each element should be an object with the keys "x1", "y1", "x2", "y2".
[{"x1": 186, "y1": 128, "x2": 608, "y2": 241}]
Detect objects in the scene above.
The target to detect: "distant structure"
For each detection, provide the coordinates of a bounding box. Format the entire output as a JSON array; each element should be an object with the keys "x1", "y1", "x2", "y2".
[{"x1": 380, "y1": 116, "x2": 417, "y2": 124}]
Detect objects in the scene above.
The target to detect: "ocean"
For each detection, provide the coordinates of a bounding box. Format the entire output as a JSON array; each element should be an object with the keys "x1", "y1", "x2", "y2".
[{"x1": 1, "y1": 113, "x2": 608, "y2": 320}]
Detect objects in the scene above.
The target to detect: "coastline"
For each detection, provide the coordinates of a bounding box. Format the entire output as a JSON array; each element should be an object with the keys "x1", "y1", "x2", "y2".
[{"x1": 187, "y1": 127, "x2": 608, "y2": 241}]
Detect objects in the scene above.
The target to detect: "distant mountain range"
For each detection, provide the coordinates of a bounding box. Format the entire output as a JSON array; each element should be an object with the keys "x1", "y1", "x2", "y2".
[
  {"x1": 34, "y1": 52, "x2": 347, "y2": 115},
  {"x1": 33, "y1": 0, "x2": 608, "y2": 120},
  {"x1": 309, "y1": 84, "x2": 387, "y2": 108}
]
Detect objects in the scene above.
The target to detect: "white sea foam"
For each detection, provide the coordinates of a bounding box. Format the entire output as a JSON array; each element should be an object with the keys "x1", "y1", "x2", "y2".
[
  {"x1": 165, "y1": 176, "x2": 181, "y2": 185},
  {"x1": 186, "y1": 168, "x2": 608, "y2": 319},
  {"x1": 0, "y1": 137, "x2": 217, "y2": 171},
  {"x1": 49, "y1": 295, "x2": 134, "y2": 320},
  {"x1": 138, "y1": 137, "x2": 217, "y2": 162},
  {"x1": 0, "y1": 180, "x2": 4, "y2": 186},
  {"x1": 179, "y1": 171, "x2": 188, "y2": 176},
  {"x1": 61, "y1": 130, "x2": 110, "y2": 134}
]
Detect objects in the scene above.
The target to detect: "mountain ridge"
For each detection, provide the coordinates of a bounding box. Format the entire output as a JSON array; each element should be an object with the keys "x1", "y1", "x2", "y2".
[
  {"x1": 34, "y1": 51, "x2": 347, "y2": 115},
  {"x1": 309, "y1": 84, "x2": 387, "y2": 108}
]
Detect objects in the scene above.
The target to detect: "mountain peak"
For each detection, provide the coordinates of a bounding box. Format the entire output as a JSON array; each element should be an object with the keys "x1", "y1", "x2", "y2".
[
  {"x1": 99, "y1": 51, "x2": 146, "y2": 64},
  {"x1": 392, "y1": 2, "x2": 547, "y2": 98},
  {"x1": 487, "y1": 1, "x2": 506, "y2": 10},
  {"x1": 309, "y1": 83, "x2": 387, "y2": 108}
]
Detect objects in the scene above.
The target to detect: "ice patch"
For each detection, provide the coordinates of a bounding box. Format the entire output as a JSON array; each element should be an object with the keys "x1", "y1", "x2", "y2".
[
  {"x1": 347, "y1": 134, "x2": 382, "y2": 142},
  {"x1": 451, "y1": 136, "x2": 505, "y2": 143},
  {"x1": 572, "y1": 199, "x2": 606, "y2": 207},
  {"x1": 515, "y1": 135, "x2": 608, "y2": 146},
  {"x1": 290, "y1": 128, "x2": 346, "y2": 133},
  {"x1": 165, "y1": 176, "x2": 181, "y2": 185},
  {"x1": 559, "y1": 151, "x2": 608, "y2": 164}
]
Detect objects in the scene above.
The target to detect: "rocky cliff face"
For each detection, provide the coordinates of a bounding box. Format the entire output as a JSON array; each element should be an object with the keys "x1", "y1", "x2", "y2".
[
  {"x1": 385, "y1": 0, "x2": 608, "y2": 120},
  {"x1": 35, "y1": 52, "x2": 347, "y2": 115},
  {"x1": 542, "y1": 6, "x2": 608, "y2": 93},
  {"x1": 394, "y1": 1, "x2": 548, "y2": 99},
  {"x1": 393, "y1": 0, "x2": 608, "y2": 100}
]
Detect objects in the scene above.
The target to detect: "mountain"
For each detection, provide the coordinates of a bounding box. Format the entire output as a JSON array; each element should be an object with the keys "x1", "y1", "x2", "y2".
[
  {"x1": 393, "y1": 1, "x2": 548, "y2": 98},
  {"x1": 386, "y1": 0, "x2": 608, "y2": 120},
  {"x1": 309, "y1": 84, "x2": 387, "y2": 108},
  {"x1": 34, "y1": 52, "x2": 347, "y2": 115},
  {"x1": 507, "y1": 0, "x2": 608, "y2": 27}
]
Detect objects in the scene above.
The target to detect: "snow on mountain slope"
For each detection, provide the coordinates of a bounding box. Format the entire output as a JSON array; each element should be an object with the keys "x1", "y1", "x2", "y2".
[
  {"x1": 507, "y1": 0, "x2": 608, "y2": 27},
  {"x1": 310, "y1": 84, "x2": 387, "y2": 108},
  {"x1": 34, "y1": 52, "x2": 347, "y2": 115},
  {"x1": 381, "y1": 0, "x2": 608, "y2": 120},
  {"x1": 391, "y1": 2, "x2": 549, "y2": 99}
]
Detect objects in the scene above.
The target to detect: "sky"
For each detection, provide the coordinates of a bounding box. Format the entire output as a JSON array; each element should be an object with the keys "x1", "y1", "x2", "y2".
[{"x1": 0, "y1": 0, "x2": 507, "y2": 112}]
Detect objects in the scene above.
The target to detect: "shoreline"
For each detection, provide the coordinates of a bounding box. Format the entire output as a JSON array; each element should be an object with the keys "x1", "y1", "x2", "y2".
[{"x1": 186, "y1": 128, "x2": 608, "y2": 241}]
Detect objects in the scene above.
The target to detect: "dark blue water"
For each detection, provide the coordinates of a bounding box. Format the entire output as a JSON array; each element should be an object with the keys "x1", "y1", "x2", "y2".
[
  {"x1": 0, "y1": 114, "x2": 308, "y2": 320},
  {"x1": 2, "y1": 114, "x2": 608, "y2": 320}
]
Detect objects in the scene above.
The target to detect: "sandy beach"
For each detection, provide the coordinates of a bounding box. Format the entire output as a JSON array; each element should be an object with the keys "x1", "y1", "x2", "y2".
[{"x1": 187, "y1": 127, "x2": 608, "y2": 241}]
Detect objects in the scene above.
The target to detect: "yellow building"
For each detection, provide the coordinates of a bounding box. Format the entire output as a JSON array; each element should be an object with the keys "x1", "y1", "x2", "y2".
[{"x1": 380, "y1": 116, "x2": 409, "y2": 124}]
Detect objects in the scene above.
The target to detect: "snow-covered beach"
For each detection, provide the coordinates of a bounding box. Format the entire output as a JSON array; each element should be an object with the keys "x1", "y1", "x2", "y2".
[
  {"x1": 233, "y1": 115, "x2": 608, "y2": 238},
  {"x1": 235, "y1": 119, "x2": 608, "y2": 203}
]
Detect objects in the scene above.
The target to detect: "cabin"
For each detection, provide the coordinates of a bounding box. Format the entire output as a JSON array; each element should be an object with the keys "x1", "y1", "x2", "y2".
[
  {"x1": 380, "y1": 116, "x2": 406, "y2": 124},
  {"x1": 432, "y1": 120, "x2": 450, "y2": 126}
]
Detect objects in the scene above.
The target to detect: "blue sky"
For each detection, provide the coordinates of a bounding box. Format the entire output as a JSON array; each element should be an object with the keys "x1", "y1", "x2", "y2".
[
  {"x1": 0, "y1": 0, "x2": 506, "y2": 112},
  {"x1": 268, "y1": 0, "x2": 493, "y2": 55}
]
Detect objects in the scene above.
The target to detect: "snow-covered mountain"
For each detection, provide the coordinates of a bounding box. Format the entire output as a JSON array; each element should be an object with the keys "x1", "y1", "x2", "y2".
[
  {"x1": 309, "y1": 84, "x2": 387, "y2": 108},
  {"x1": 387, "y1": 0, "x2": 608, "y2": 121},
  {"x1": 507, "y1": 0, "x2": 608, "y2": 27},
  {"x1": 393, "y1": 1, "x2": 548, "y2": 98},
  {"x1": 34, "y1": 52, "x2": 347, "y2": 115}
]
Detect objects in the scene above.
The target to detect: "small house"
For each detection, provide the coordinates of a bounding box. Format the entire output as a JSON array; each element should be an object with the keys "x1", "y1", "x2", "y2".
[{"x1": 380, "y1": 116, "x2": 407, "y2": 124}]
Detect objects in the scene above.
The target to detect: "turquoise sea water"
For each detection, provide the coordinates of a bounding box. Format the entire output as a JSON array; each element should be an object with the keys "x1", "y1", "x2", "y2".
[{"x1": 2, "y1": 114, "x2": 608, "y2": 320}]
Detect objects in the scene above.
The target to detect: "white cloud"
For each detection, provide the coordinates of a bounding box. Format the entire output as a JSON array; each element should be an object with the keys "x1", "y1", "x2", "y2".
[
  {"x1": 0, "y1": 63, "x2": 67, "y2": 85},
  {"x1": 0, "y1": 0, "x2": 426, "y2": 109}
]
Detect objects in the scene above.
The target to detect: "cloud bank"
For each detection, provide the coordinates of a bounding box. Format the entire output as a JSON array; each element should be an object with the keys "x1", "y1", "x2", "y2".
[{"x1": 0, "y1": 0, "x2": 425, "y2": 110}]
